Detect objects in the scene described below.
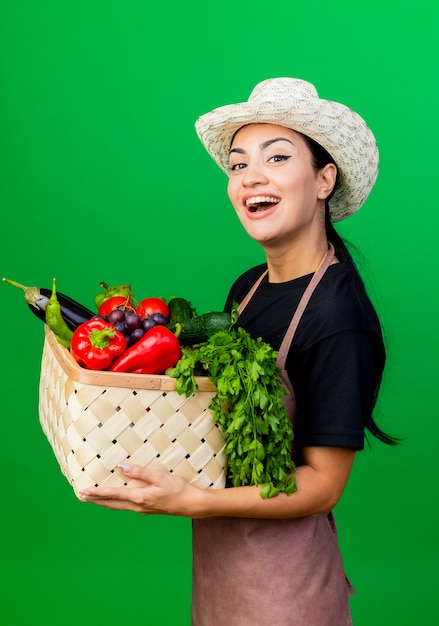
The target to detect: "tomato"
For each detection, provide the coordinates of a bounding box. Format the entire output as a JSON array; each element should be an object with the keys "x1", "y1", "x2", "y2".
[
  {"x1": 98, "y1": 295, "x2": 135, "y2": 317},
  {"x1": 136, "y1": 297, "x2": 169, "y2": 320}
]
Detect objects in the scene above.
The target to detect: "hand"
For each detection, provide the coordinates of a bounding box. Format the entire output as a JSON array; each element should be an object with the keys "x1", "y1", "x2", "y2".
[{"x1": 79, "y1": 463, "x2": 201, "y2": 517}]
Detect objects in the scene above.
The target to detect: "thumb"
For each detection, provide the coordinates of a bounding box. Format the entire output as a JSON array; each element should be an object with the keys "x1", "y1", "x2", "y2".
[
  {"x1": 117, "y1": 463, "x2": 163, "y2": 483},
  {"x1": 117, "y1": 463, "x2": 150, "y2": 480},
  {"x1": 118, "y1": 463, "x2": 134, "y2": 474}
]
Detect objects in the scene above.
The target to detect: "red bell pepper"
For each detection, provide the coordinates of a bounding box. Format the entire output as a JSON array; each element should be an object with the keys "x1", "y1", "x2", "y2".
[
  {"x1": 71, "y1": 317, "x2": 127, "y2": 370},
  {"x1": 109, "y1": 325, "x2": 181, "y2": 374}
]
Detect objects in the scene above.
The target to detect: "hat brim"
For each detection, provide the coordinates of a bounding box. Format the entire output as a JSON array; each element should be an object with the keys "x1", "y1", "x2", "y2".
[{"x1": 195, "y1": 96, "x2": 378, "y2": 222}]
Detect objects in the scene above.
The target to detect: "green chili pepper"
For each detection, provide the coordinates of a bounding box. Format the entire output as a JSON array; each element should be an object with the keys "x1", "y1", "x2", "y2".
[{"x1": 45, "y1": 278, "x2": 74, "y2": 348}]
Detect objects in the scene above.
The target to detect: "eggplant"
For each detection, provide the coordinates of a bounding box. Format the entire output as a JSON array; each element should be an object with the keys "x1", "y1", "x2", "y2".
[{"x1": 3, "y1": 278, "x2": 95, "y2": 331}]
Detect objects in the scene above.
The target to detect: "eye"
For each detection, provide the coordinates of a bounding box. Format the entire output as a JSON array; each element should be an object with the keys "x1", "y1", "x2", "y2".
[
  {"x1": 268, "y1": 154, "x2": 291, "y2": 164},
  {"x1": 229, "y1": 162, "x2": 247, "y2": 172}
]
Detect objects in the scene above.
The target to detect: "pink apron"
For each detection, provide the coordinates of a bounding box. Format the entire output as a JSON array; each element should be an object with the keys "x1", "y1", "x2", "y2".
[{"x1": 192, "y1": 245, "x2": 353, "y2": 625}]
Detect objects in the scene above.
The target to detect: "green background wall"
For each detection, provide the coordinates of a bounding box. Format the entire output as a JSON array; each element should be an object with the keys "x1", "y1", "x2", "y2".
[{"x1": 1, "y1": 1, "x2": 437, "y2": 624}]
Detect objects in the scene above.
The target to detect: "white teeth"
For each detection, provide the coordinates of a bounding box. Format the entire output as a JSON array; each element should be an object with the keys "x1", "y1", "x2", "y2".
[{"x1": 245, "y1": 196, "x2": 280, "y2": 206}]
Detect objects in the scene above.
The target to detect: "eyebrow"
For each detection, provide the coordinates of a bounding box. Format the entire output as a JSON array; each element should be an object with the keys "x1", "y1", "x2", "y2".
[{"x1": 229, "y1": 136, "x2": 294, "y2": 155}]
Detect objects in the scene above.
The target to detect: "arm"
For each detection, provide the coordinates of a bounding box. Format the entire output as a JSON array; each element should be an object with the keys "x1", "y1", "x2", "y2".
[
  {"x1": 199, "y1": 445, "x2": 355, "y2": 518},
  {"x1": 79, "y1": 445, "x2": 355, "y2": 519}
]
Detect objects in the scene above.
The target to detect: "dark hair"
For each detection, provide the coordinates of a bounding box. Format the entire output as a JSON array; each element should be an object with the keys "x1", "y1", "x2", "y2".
[{"x1": 300, "y1": 133, "x2": 399, "y2": 446}]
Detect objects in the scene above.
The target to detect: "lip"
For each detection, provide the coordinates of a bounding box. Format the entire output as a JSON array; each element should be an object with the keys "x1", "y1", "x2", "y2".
[
  {"x1": 242, "y1": 193, "x2": 281, "y2": 219},
  {"x1": 242, "y1": 192, "x2": 281, "y2": 204},
  {"x1": 244, "y1": 204, "x2": 279, "y2": 220}
]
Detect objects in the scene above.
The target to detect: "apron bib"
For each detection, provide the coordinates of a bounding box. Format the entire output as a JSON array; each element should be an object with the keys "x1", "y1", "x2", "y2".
[{"x1": 192, "y1": 244, "x2": 353, "y2": 626}]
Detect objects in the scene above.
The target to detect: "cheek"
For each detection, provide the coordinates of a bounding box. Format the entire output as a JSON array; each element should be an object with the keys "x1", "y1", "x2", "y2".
[{"x1": 227, "y1": 179, "x2": 239, "y2": 208}]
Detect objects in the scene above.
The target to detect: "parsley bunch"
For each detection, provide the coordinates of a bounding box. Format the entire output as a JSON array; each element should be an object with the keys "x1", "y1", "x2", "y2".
[{"x1": 168, "y1": 326, "x2": 297, "y2": 498}]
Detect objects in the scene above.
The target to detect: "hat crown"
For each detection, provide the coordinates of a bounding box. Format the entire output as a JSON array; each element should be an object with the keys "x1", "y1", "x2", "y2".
[{"x1": 248, "y1": 78, "x2": 319, "y2": 104}]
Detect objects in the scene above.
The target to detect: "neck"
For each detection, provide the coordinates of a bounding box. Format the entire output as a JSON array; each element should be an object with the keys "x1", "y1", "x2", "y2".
[{"x1": 264, "y1": 235, "x2": 330, "y2": 282}]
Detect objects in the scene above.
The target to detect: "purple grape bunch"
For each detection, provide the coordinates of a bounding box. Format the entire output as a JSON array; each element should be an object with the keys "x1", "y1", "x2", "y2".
[{"x1": 105, "y1": 307, "x2": 169, "y2": 346}]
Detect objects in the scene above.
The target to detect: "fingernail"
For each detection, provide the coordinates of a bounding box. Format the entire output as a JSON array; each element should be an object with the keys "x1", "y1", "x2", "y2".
[
  {"x1": 118, "y1": 463, "x2": 132, "y2": 473},
  {"x1": 78, "y1": 490, "x2": 90, "y2": 500}
]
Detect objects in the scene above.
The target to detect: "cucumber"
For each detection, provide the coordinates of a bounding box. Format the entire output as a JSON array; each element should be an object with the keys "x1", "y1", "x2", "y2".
[
  {"x1": 169, "y1": 311, "x2": 231, "y2": 345},
  {"x1": 168, "y1": 297, "x2": 197, "y2": 324}
]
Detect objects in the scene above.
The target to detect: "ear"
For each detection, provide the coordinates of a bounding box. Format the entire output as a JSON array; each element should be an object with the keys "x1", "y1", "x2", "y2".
[{"x1": 317, "y1": 163, "x2": 337, "y2": 201}]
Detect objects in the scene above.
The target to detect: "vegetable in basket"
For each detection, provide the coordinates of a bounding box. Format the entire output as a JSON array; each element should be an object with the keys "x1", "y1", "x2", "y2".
[
  {"x1": 2, "y1": 277, "x2": 94, "y2": 330},
  {"x1": 45, "y1": 278, "x2": 74, "y2": 348},
  {"x1": 97, "y1": 295, "x2": 135, "y2": 317},
  {"x1": 135, "y1": 297, "x2": 170, "y2": 321},
  {"x1": 167, "y1": 311, "x2": 232, "y2": 345},
  {"x1": 168, "y1": 324, "x2": 297, "y2": 499},
  {"x1": 94, "y1": 281, "x2": 133, "y2": 310},
  {"x1": 109, "y1": 325, "x2": 181, "y2": 374},
  {"x1": 167, "y1": 296, "x2": 197, "y2": 324},
  {"x1": 71, "y1": 317, "x2": 127, "y2": 370}
]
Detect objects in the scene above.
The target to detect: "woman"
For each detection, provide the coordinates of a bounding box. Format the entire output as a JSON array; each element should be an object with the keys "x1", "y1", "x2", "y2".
[{"x1": 80, "y1": 78, "x2": 396, "y2": 625}]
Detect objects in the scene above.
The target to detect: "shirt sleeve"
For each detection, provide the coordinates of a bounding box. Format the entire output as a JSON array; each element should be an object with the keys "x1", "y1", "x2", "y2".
[{"x1": 289, "y1": 329, "x2": 381, "y2": 451}]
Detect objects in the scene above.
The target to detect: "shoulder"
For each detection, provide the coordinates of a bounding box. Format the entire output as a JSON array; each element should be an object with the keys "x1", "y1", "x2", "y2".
[
  {"x1": 297, "y1": 262, "x2": 383, "y2": 349},
  {"x1": 223, "y1": 263, "x2": 267, "y2": 312}
]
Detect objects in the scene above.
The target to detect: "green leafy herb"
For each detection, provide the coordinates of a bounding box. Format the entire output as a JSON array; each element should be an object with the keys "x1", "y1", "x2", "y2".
[{"x1": 168, "y1": 324, "x2": 297, "y2": 499}]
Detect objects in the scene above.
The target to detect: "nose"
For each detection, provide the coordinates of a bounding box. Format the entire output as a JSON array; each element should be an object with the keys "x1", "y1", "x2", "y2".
[{"x1": 241, "y1": 160, "x2": 269, "y2": 187}]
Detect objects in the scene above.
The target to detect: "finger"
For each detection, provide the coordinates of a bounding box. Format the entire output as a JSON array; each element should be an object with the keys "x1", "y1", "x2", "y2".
[
  {"x1": 117, "y1": 463, "x2": 169, "y2": 485},
  {"x1": 78, "y1": 486, "x2": 144, "y2": 513},
  {"x1": 78, "y1": 486, "x2": 127, "y2": 501},
  {"x1": 77, "y1": 464, "x2": 154, "y2": 501},
  {"x1": 84, "y1": 497, "x2": 147, "y2": 514},
  {"x1": 80, "y1": 495, "x2": 135, "y2": 512}
]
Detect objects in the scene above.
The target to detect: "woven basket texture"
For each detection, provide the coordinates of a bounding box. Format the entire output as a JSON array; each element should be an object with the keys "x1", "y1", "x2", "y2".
[{"x1": 38, "y1": 327, "x2": 226, "y2": 496}]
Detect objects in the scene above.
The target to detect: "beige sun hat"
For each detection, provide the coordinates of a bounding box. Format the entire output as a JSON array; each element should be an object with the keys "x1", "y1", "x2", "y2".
[{"x1": 195, "y1": 77, "x2": 379, "y2": 222}]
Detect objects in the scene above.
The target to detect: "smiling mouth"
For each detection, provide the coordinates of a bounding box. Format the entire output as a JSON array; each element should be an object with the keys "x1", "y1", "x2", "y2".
[{"x1": 245, "y1": 195, "x2": 280, "y2": 213}]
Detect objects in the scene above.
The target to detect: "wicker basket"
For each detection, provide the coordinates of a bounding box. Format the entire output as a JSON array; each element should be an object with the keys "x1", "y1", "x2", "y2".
[{"x1": 38, "y1": 326, "x2": 226, "y2": 497}]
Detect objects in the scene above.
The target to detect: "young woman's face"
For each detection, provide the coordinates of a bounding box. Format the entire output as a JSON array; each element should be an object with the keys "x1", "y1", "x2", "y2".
[{"x1": 227, "y1": 124, "x2": 334, "y2": 248}]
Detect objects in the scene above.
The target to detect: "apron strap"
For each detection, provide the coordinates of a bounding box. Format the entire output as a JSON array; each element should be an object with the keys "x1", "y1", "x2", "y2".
[
  {"x1": 276, "y1": 243, "x2": 335, "y2": 369},
  {"x1": 236, "y1": 244, "x2": 335, "y2": 368},
  {"x1": 237, "y1": 269, "x2": 268, "y2": 315}
]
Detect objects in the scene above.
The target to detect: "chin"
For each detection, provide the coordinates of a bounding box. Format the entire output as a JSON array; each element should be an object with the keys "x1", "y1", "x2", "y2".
[{"x1": 247, "y1": 232, "x2": 279, "y2": 247}]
